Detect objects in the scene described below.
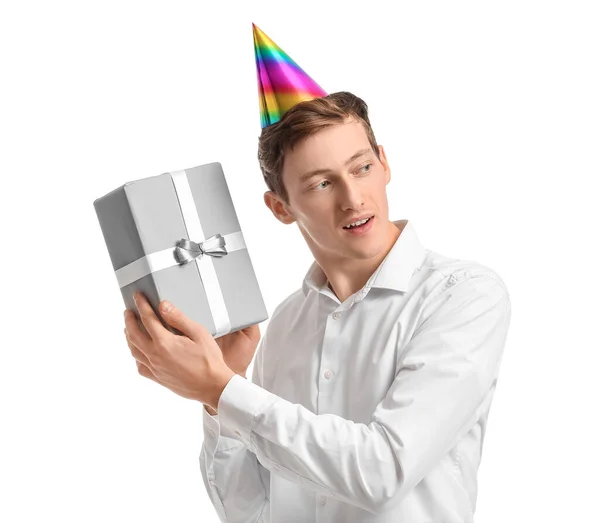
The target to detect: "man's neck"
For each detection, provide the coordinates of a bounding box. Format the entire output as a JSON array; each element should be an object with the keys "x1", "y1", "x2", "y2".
[{"x1": 323, "y1": 220, "x2": 404, "y2": 302}]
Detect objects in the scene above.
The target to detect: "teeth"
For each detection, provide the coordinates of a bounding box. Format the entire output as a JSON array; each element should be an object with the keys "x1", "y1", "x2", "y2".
[{"x1": 344, "y1": 217, "x2": 370, "y2": 228}]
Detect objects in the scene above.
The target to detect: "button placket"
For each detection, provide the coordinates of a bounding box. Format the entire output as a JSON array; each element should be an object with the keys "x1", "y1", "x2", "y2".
[
  {"x1": 317, "y1": 307, "x2": 342, "y2": 413},
  {"x1": 325, "y1": 310, "x2": 342, "y2": 380}
]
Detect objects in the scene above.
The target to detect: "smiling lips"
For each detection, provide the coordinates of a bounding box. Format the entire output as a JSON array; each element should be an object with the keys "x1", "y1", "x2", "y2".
[
  {"x1": 342, "y1": 215, "x2": 375, "y2": 235},
  {"x1": 342, "y1": 215, "x2": 374, "y2": 229}
]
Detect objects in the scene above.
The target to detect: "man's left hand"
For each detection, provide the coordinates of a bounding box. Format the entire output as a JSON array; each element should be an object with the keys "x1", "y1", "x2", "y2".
[{"x1": 123, "y1": 291, "x2": 236, "y2": 410}]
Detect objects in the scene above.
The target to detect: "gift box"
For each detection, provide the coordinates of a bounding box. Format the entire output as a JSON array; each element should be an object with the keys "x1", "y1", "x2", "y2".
[{"x1": 93, "y1": 162, "x2": 269, "y2": 337}]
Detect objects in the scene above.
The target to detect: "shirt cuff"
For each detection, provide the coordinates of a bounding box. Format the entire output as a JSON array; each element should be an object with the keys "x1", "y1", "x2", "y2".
[
  {"x1": 202, "y1": 403, "x2": 247, "y2": 450},
  {"x1": 217, "y1": 373, "x2": 280, "y2": 448},
  {"x1": 202, "y1": 406, "x2": 220, "y2": 438}
]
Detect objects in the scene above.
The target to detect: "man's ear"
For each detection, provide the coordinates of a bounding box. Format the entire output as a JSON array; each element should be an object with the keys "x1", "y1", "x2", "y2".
[
  {"x1": 264, "y1": 191, "x2": 296, "y2": 224},
  {"x1": 378, "y1": 145, "x2": 391, "y2": 184}
]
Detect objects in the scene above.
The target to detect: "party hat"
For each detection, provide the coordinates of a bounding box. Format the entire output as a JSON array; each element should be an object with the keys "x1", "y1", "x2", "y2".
[{"x1": 253, "y1": 22, "x2": 327, "y2": 129}]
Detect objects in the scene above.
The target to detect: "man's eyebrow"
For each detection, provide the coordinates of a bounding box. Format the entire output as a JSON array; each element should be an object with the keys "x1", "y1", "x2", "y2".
[{"x1": 298, "y1": 148, "x2": 372, "y2": 183}]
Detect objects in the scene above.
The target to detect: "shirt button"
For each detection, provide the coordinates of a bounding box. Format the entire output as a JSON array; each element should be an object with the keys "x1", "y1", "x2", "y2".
[
  {"x1": 324, "y1": 370, "x2": 332, "y2": 379},
  {"x1": 320, "y1": 495, "x2": 327, "y2": 505},
  {"x1": 332, "y1": 311, "x2": 341, "y2": 320}
]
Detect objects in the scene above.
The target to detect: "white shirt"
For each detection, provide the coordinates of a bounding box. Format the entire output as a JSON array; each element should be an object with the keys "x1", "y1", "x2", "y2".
[{"x1": 200, "y1": 219, "x2": 511, "y2": 523}]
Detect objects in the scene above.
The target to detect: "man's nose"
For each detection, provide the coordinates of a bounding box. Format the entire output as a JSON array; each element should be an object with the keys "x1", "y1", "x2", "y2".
[{"x1": 337, "y1": 178, "x2": 365, "y2": 209}]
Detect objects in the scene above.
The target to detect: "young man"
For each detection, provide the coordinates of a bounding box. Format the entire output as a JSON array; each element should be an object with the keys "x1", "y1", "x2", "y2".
[
  {"x1": 123, "y1": 26, "x2": 511, "y2": 523},
  {"x1": 197, "y1": 91, "x2": 511, "y2": 522}
]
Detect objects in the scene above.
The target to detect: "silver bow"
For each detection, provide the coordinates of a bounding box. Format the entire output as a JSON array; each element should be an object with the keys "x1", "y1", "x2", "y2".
[{"x1": 174, "y1": 233, "x2": 228, "y2": 265}]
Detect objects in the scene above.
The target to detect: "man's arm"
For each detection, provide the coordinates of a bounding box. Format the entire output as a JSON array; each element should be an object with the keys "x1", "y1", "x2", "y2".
[
  {"x1": 200, "y1": 339, "x2": 270, "y2": 522},
  {"x1": 215, "y1": 273, "x2": 511, "y2": 515},
  {"x1": 204, "y1": 371, "x2": 244, "y2": 416},
  {"x1": 204, "y1": 404, "x2": 218, "y2": 416}
]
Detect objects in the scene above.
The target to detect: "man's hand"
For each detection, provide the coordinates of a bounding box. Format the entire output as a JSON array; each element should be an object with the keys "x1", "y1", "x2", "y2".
[
  {"x1": 123, "y1": 292, "x2": 235, "y2": 410},
  {"x1": 214, "y1": 323, "x2": 261, "y2": 380},
  {"x1": 203, "y1": 323, "x2": 261, "y2": 415}
]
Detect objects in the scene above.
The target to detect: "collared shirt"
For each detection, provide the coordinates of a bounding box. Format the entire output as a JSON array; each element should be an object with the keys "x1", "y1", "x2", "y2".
[{"x1": 200, "y1": 219, "x2": 511, "y2": 523}]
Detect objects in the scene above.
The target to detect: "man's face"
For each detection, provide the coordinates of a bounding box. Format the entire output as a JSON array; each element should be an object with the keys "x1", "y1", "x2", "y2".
[{"x1": 266, "y1": 118, "x2": 393, "y2": 263}]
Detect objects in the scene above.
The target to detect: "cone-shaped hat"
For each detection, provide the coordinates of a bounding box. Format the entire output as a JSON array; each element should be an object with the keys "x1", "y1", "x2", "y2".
[{"x1": 253, "y1": 22, "x2": 327, "y2": 129}]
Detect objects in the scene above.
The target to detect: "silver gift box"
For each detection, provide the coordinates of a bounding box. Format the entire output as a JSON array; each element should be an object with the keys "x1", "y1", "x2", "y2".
[{"x1": 93, "y1": 162, "x2": 269, "y2": 337}]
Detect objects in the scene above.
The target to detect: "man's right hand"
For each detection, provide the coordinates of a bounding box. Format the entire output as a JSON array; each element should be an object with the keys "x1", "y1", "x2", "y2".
[{"x1": 204, "y1": 323, "x2": 262, "y2": 415}]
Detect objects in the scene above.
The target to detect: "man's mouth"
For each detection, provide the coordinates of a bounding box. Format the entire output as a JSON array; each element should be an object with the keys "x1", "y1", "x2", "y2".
[{"x1": 342, "y1": 215, "x2": 374, "y2": 232}]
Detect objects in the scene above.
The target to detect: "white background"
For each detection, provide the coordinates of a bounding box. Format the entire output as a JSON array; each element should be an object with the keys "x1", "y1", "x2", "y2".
[{"x1": 1, "y1": 1, "x2": 598, "y2": 521}]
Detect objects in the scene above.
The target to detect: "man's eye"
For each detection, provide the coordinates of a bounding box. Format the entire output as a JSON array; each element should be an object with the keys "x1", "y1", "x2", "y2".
[{"x1": 311, "y1": 165, "x2": 371, "y2": 190}]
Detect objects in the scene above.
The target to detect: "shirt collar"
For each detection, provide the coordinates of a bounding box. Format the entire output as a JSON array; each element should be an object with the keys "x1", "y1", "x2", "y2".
[{"x1": 302, "y1": 219, "x2": 428, "y2": 297}]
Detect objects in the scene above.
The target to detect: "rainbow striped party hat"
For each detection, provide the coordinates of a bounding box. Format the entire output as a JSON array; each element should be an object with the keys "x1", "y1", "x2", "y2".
[{"x1": 253, "y1": 22, "x2": 327, "y2": 129}]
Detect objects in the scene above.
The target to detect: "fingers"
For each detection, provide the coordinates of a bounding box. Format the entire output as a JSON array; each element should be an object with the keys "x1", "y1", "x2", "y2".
[
  {"x1": 132, "y1": 292, "x2": 169, "y2": 345},
  {"x1": 136, "y1": 360, "x2": 157, "y2": 381},
  {"x1": 124, "y1": 308, "x2": 152, "y2": 349},
  {"x1": 159, "y1": 300, "x2": 201, "y2": 342},
  {"x1": 124, "y1": 327, "x2": 151, "y2": 367},
  {"x1": 124, "y1": 326, "x2": 157, "y2": 382}
]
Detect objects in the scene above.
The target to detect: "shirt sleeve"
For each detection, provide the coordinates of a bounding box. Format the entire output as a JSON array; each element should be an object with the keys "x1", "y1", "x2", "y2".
[
  {"x1": 216, "y1": 273, "x2": 512, "y2": 515},
  {"x1": 199, "y1": 335, "x2": 271, "y2": 522}
]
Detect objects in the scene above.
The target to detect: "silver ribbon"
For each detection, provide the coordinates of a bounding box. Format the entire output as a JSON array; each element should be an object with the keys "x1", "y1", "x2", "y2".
[
  {"x1": 114, "y1": 169, "x2": 246, "y2": 337},
  {"x1": 174, "y1": 234, "x2": 227, "y2": 264}
]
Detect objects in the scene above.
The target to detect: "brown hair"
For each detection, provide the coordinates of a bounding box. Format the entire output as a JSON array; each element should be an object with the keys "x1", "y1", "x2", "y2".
[{"x1": 257, "y1": 91, "x2": 381, "y2": 206}]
